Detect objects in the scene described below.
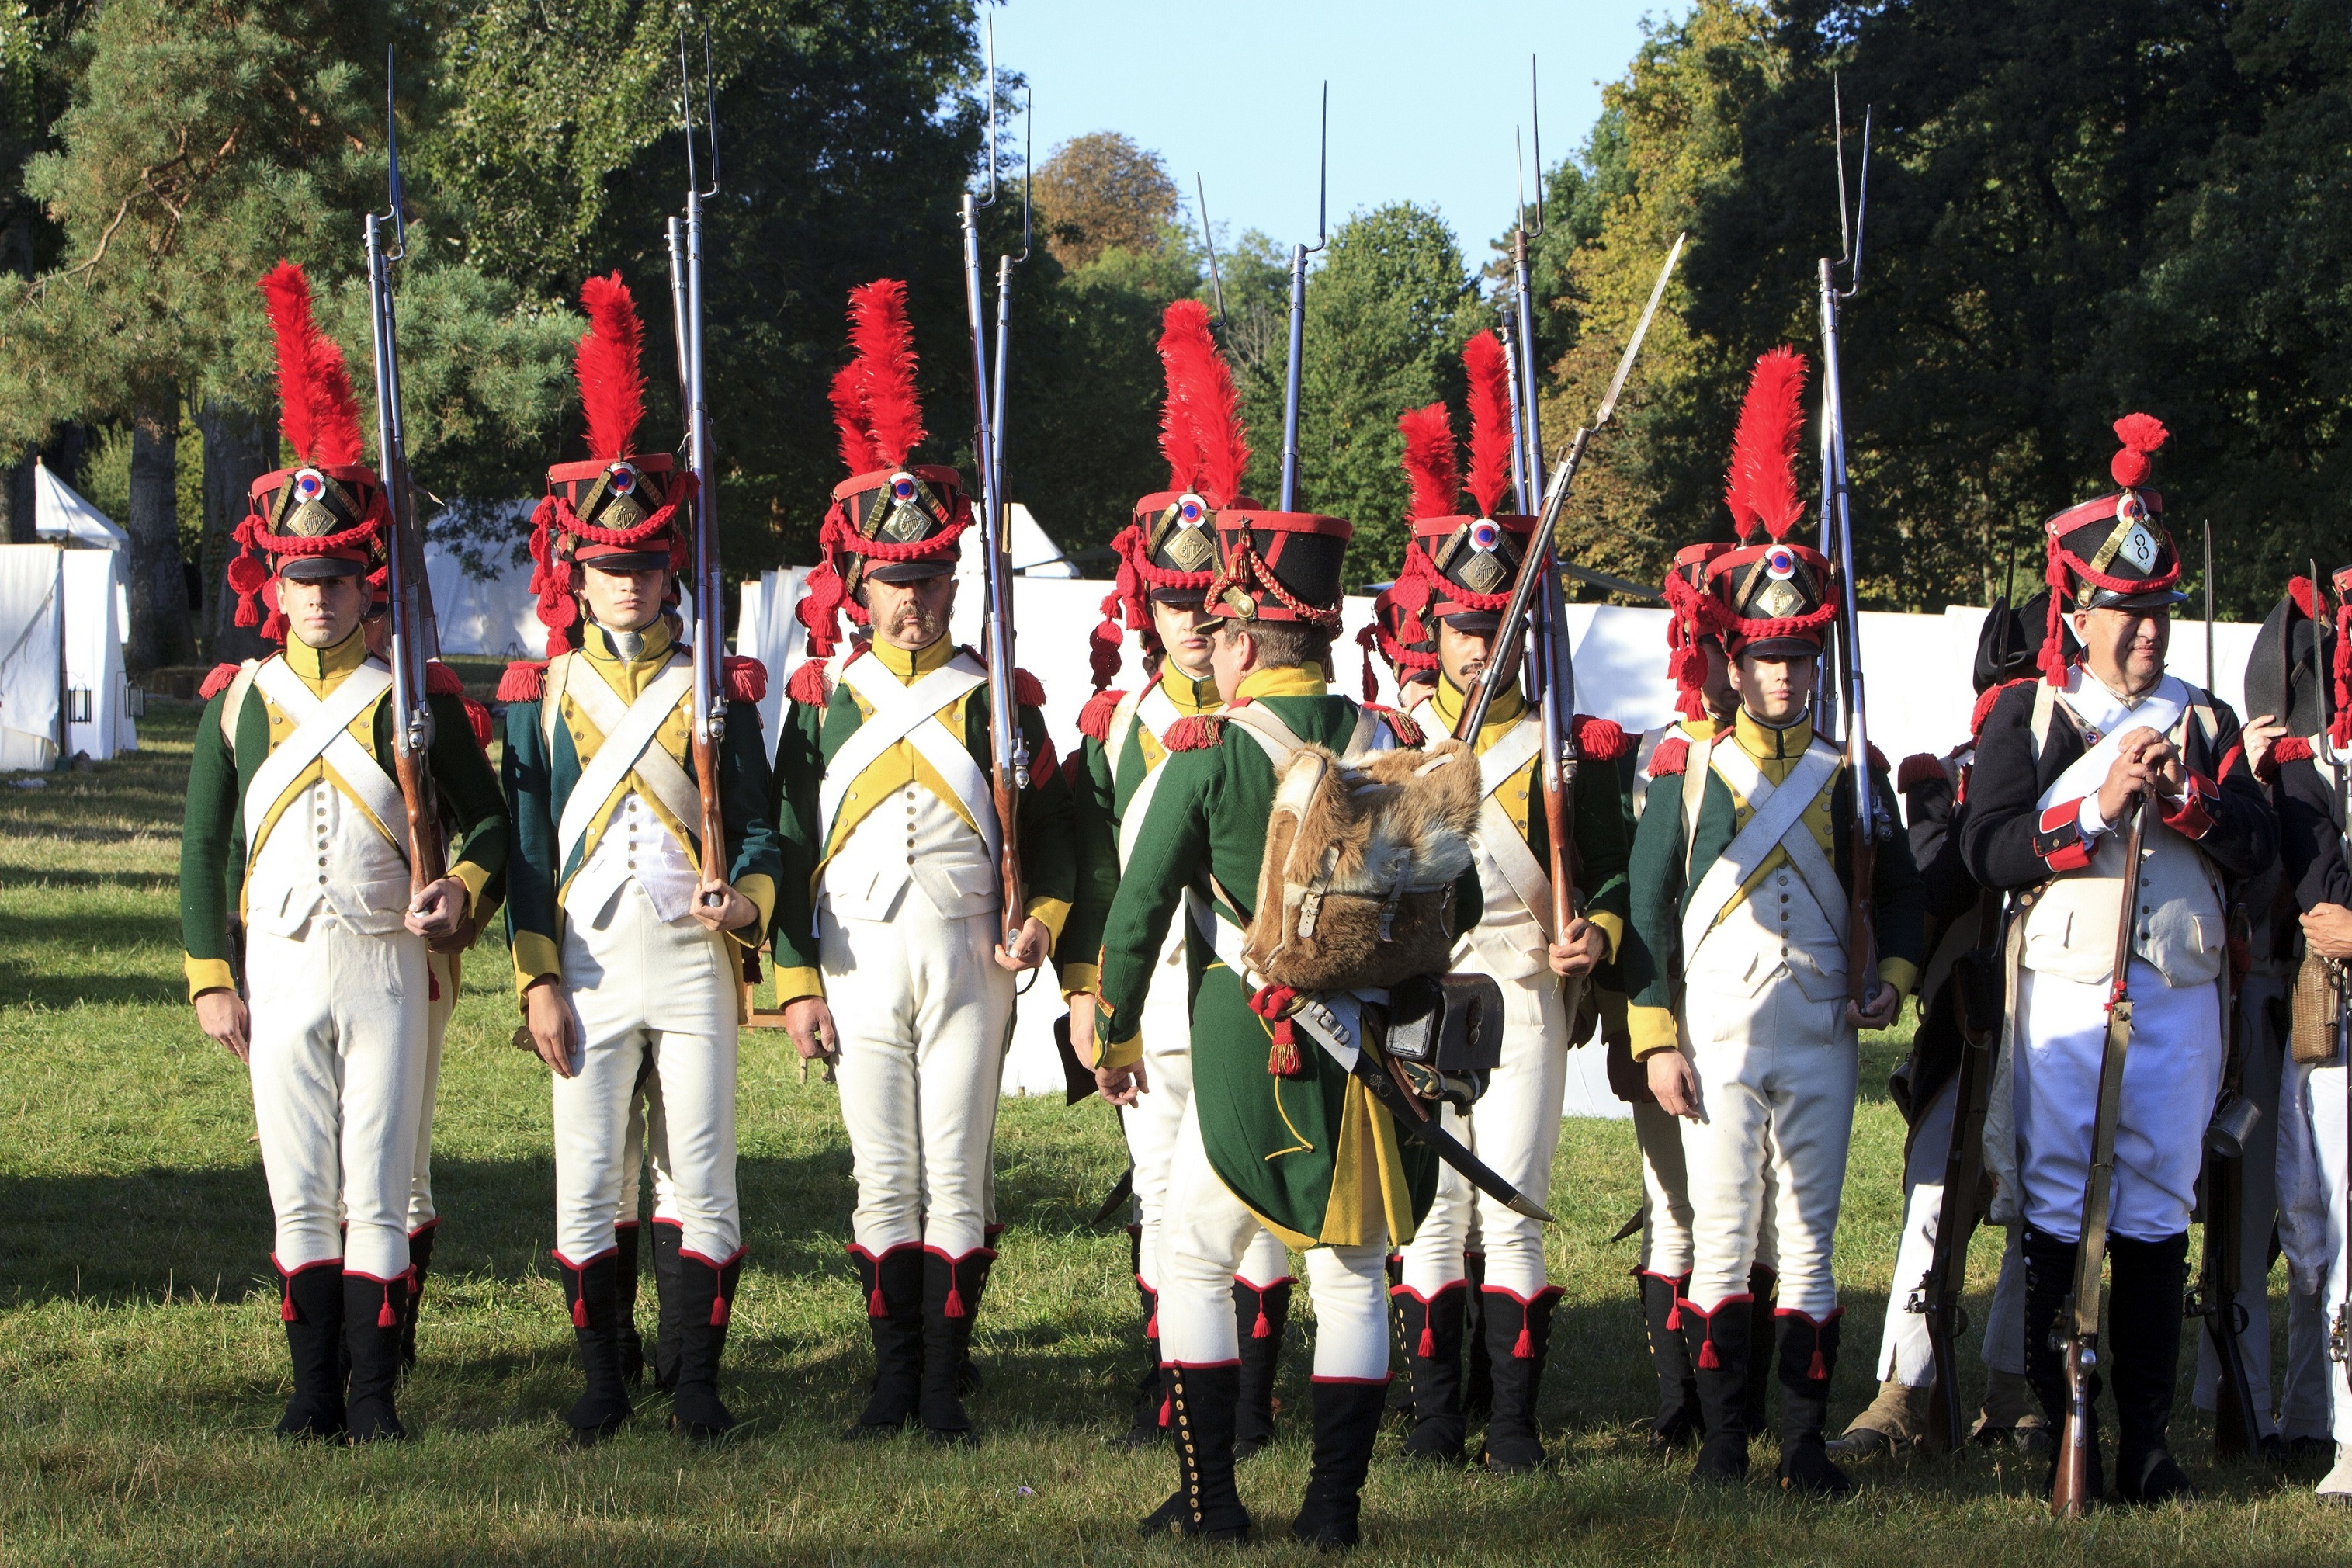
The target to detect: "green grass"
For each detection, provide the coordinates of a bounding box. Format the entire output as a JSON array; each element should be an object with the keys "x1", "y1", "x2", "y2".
[{"x1": 0, "y1": 706, "x2": 2338, "y2": 1564}]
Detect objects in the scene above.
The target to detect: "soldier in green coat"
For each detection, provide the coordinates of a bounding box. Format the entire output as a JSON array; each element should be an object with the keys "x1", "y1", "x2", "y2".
[{"x1": 1084, "y1": 508, "x2": 1478, "y2": 1548}]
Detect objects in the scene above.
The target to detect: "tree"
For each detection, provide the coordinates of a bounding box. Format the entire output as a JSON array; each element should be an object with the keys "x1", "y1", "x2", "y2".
[{"x1": 1031, "y1": 132, "x2": 1179, "y2": 270}]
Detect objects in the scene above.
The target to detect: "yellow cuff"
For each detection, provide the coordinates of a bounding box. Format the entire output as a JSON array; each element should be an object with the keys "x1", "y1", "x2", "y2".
[
  {"x1": 1629, "y1": 1004, "x2": 1682, "y2": 1060},
  {"x1": 1878, "y1": 956, "x2": 1919, "y2": 998},
  {"x1": 449, "y1": 859, "x2": 491, "y2": 918},
  {"x1": 772, "y1": 966, "x2": 825, "y2": 1006},
  {"x1": 185, "y1": 956, "x2": 237, "y2": 1003},
  {"x1": 730, "y1": 873, "x2": 776, "y2": 949},
  {"x1": 1587, "y1": 911, "x2": 1625, "y2": 964},
  {"x1": 1095, "y1": 1028, "x2": 1143, "y2": 1072},
  {"x1": 511, "y1": 931, "x2": 562, "y2": 997},
  {"x1": 1025, "y1": 895, "x2": 1071, "y2": 949},
  {"x1": 1059, "y1": 963, "x2": 1100, "y2": 999}
]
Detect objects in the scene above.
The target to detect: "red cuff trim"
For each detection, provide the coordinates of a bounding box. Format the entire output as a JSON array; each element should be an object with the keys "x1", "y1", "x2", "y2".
[
  {"x1": 612, "y1": 1219, "x2": 641, "y2": 1232},
  {"x1": 2216, "y1": 742, "x2": 2246, "y2": 782},
  {"x1": 550, "y1": 1244, "x2": 620, "y2": 1270},
  {"x1": 1162, "y1": 1358, "x2": 1244, "y2": 1369},
  {"x1": 342, "y1": 1266, "x2": 414, "y2": 1285},
  {"x1": 679, "y1": 1244, "x2": 748, "y2": 1270},
  {"x1": 2035, "y1": 798, "x2": 2094, "y2": 871},
  {"x1": 1771, "y1": 1304, "x2": 1847, "y2": 1326},
  {"x1": 1386, "y1": 1279, "x2": 1469, "y2": 1304},
  {"x1": 1476, "y1": 1282, "x2": 1566, "y2": 1307},
  {"x1": 408, "y1": 1217, "x2": 443, "y2": 1239},
  {"x1": 1309, "y1": 1374, "x2": 1393, "y2": 1386},
  {"x1": 271, "y1": 1254, "x2": 343, "y2": 1278},
  {"x1": 2163, "y1": 772, "x2": 2217, "y2": 839}
]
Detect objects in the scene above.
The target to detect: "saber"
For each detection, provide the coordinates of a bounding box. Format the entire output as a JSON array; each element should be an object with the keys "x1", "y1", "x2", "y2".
[
  {"x1": 1088, "y1": 1168, "x2": 1137, "y2": 1230},
  {"x1": 1348, "y1": 1052, "x2": 1555, "y2": 1223}
]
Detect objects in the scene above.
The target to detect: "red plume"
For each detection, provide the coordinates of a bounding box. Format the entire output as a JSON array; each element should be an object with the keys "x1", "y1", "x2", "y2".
[
  {"x1": 1163, "y1": 299, "x2": 1250, "y2": 507},
  {"x1": 1725, "y1": 346, "x2": 1809, "y2": 542},
  {"x1": 2111, "y1": 412, "x2": 2169, "y2": 488},
  {"x1": 258, "y1": 262, "x2": 363, "y2": 468},
  {"x1": 1462, "y1": 331, "x2": 1514, "y2": 518},
  {"x1": 1399, "y1": 404, "x2": 1460, "y2": 521},
  {"x1": 1155, "y1": 300, "x2": 1208, "y2": 492},
  {"x1": 831, "y1": 362, "x2": 881, "y2": 474},
  {"x1": 843, "y1": 279, "x2": 924, "y2": 470},
  {"x1": 574, "y1": 273, "x2": 647, "y2": 462}
]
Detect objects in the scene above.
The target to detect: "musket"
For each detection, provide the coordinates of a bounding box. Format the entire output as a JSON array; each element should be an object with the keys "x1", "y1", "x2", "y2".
[
  {"x1": 363, "y1": 51, "x2": 448, "y2": 911},
  {"x1": 959, "y1": 17, "x2": 1028, "y2": 951},
  {"x1": 2052, "y1": 796, "x2": 2153, "y2": 1519},
  {"x1": 1500, "y1": 61, "x2": 1579, "y2": 945},
  {"x1": 1278, "y1": 84, "x2": 1330, "y2": 512},
  {"x1": 668, "y1": 27, "x2": 729, "y2": 910},
  {"x1": 1816, "y1": 86, "x2": 1889, "y2": 1012},
  {"x1": 1455, "y1": 231, "x2": 1684, "y2": 742}
]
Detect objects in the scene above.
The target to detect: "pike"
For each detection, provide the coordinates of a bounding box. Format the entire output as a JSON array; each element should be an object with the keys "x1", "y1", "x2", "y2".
[
  {"x1": 2052, "y1": 793, "x2": 2155, "y2": 1519},
  {"x1": 1453, "y1": 228, "x2": 1684, "y2": 742},
  {"x1": 665, "y1": 26, "x2": 728, "y2": 909},
  {"x1": 1815, "y1": 86, "x2": 1892, "y2": 1015},
  {"x1": 362, "y1": 50, "x2": 449, "y2": 924},
  {"x1": 957, "y1": 16, "x2": 1031, "y2": 952}
]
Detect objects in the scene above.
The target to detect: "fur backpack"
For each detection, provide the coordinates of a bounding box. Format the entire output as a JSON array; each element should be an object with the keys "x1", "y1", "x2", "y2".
[{"x1": 1241, "y1": 737, "x2": 1482, "y2": 993}]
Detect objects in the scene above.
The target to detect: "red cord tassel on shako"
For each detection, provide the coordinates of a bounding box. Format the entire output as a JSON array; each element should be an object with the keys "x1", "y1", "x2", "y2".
[
  {"x1": 1247, "y1": 983, "x2": 1309, "y2": 1077},
  {"x1": 2035, "y1": 411, "x2": 2187, "y2": 685}
]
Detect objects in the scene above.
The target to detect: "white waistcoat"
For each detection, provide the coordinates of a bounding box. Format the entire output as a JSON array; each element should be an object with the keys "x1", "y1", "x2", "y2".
[
  {"x1": 244, "y1": 770, "x2": 410, "y2": 939},
  {"x1": 824, "y1": 779, "x2": 997, "y2": 922},
  {"x1": 1410, "y1": 698, "x2": 1550, "y2": 980},
  {"x1": 569, "y1": 789, "x2": 701, "y2": 927},
  {"x1": 1683, "y1": 740, "x2": 1849, "y2": 1005}
]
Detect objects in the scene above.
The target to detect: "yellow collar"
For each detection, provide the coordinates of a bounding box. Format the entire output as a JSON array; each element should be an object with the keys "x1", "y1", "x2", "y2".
[
  {"x1": 284, "y1": 627, "x2": 369, "y2": 689},
  {"x1": 1158, "y1": 668, "x2": 1222, "y2": 716},
  {"x1": 1733, "y1": 706, "x2": 1815, "y2": 760},
  {"x1": 1431, "y1": 676, "x2": 1526, "y2": 744},
  {"x1": 580, "y1": 616, "x2": 676, "y2": 668},
  {"x1": 1235, "y1": 664, "x2": 1327, "y2": 702},
  {"x1": 869, "y1": 634, "x2": 959, "y2": 682}
]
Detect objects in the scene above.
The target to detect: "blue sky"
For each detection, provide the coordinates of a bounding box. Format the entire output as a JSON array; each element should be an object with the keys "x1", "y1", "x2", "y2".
[{"x1": 988, "y1": 0, "x2": 1689, "y2": 255}]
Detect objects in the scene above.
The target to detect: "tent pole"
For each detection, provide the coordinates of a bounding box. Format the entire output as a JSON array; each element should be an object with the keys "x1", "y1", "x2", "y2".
[{"x1": 54, "y1": 546, "x2": 66, "y2": 768}]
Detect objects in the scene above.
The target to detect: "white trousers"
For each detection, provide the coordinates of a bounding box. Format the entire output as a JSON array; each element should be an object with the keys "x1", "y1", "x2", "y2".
[
  {"x1": 1681, "y1": 973, "x2": 1856, "y2": 1318},
  {"x1": 824, "y1": 902, "x2": 1012, "y2": 1260},
  {"x1": 551, "y1": 883, "x2": 740, "y2": 1266},
  {"x1": 1157, "y1": 1094, "x2": 1388, "y2": 1379},
  {"x1": 2286, "y1": 1059, "x2": 2352, "y2": 1441},
  {"x1": 404, "y1": 949, "x2": 459, "y2": 1237},
  {"x1": 1399, "y1": 967, "x2": 1568, "y2": 1299},
  {"x1": 2192, "y1": 969, "x2": 2285, "y2": 1436},
  {"x1": 247, "y1": 920, "x2": 428, "y2": 1282},
  {"x1": 2014, "y1": 960, "x2": 2221, "y2": 1242},
  {"x1": 1121, "y1": 926, "x2": 1288, "y2": 1294},
  {"x1": 1872, "y1": 1075, "x2": 2028, "y2": 1383}
]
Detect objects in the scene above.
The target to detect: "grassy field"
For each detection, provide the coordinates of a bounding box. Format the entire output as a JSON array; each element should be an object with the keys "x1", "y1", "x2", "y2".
[{"x1": 0, "y1": 702, "x2": 2338, "y2": 1565}]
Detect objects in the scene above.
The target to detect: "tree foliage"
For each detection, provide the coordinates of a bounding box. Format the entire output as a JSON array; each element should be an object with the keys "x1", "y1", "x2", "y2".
[{"x1": 1030, "y1": 131, "x2": 1178, "y2": 271}]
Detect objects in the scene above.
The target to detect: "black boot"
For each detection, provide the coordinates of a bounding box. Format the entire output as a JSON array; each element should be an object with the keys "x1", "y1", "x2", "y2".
[
  {"x1": 1292, "y1": 1378, "x2": 1388, "y2": 1549},
  {"x1": 1479, "y1": 1285, "x2": 1560, "y2": 1473},
  {"x1": 1640, "y1": 1269, "x2": 1702, "y2": 1452},
  {"x1": 920, "y1": 1247, "x2": 988, "y2": 1445},
  {"x1": 670, "y1": 1245, "x2": 741, "y2": 1442},
  {"x1": 344, "y1": 1273, "x2": 408, "y2": 1442},
  {"x1": 2023, "y1": 1224, "x2": 2105, "y2": 1505},
  {"x1": 1233, "y1": 1273, "x2": 1293, "y2": 1459},
  {"x1": 846, "y1": 1244, "x2": 924, "y2": 1438},
  {"x1": 650, "y1": 1221, "x2": 687, "y2": 1393},
  {"x1": 1462, "y1": 1251, "x2": 1493, "y2": 1421},
  {"x1": 1744, "y1": 1264, "x2": 1778, "y2": 1440},
  {"x1": 274, "y1": 1261, "x2": 345, "y2": 1441},
  {"x1": 399, "y1": 1224, "x2": 435, "y2": 1375},
  {"x1": 1684, "y1": 1292, "x2": 1753, "y2": 1484},
  {"x1": 1774, "y1": 1309, "x2": 1852, "y2": 1497},
  {"x1": 614, "y1": 1223, "x2": 645, "y2": 1386},
  {"x1": 1116, "y1": 1278, "x2": 1167, "y2": 1448},
  {"x1": 1396, "y1": 1284, "x2": 1467, "y2": 1462},
  {"x1": 2109, "y1": 1232, "x2": 2195, "y2": 1505},
  {"x1": 957, "y1": 1223, "x2": 1004, "y2": 1395},
  {"x1": 557, "y1": 1251, "x2": 633, "y2": 1445},
  {"x1": 1138, "y1": 1363, "x2": 1251, "y2": 1542}
]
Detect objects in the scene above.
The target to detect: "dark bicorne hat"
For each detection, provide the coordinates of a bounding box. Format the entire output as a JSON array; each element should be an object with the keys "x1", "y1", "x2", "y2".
[
  {"x1": 1705, "y1": 347, "x2": 1840, "y2": 659},
  {"x1": 2035, "y1": 414, "x2": 2184, "y2": 682},
  {"x1": 1663, "y1": 541, "x2": 1732, "y2": 718},
  {"x1": 1090, "y1": 300, "x2": 1261, "y2": 690},
  {"x1": 527, "y1": 274, "x2": 690, "y2": 654},
  {"x1": 796, "y1": 279, "x2": 969, "y2": 657},
  {"x1": 2246, "y1": 574, "x2": 2343, "y2": 741},
  {"x1": 1390, "y1": 331, "x2": 1529, "y2": 636},
  {"x1": 1972, "y1": 588, "x2": 2069, "y2": 696},
  {"x1": 227, "y1": 262, "x2": 390, "y2": 640}
]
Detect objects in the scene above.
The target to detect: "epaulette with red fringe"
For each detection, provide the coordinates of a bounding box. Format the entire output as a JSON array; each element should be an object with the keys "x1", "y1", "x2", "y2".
[
  {"x1": 424, "y1": 659, "x2": 465, "y2": 697},
  {"x1": 1364, "y1": 702, "x2": 1423, "y2": 747},
  {"x1": 198, "y1": 663, "x2": 241, "y2": 700},
  {"x1": 1650, "y1": 736, "x2": 1691, "y2": 777},
  {"x1": 496, "y1": 660, "x2": 548, "y2": 703},
  {"x1": 1867, "y1": 743, "x2": 1890, "y2": 775},
  {"x1": 722, "y1": 655, "x2": 767, "y2": 704},
  {"x1": 1896, "y1": 752, "x2": 1944, "y2": 793},
  {"x1": 1077, "y1": 688, "x2": 1126, "y2": 744},
  {"x1": 1014, "y1": 668, "x2": 1046, "y2": 709},
  {"x1": 2262, "y1": 734, "x2": 2316, "y2": 781},
  {"x1": 1572, "y1": 714, "x2": 1629, "y2": 763},
  {"x1": 1971, "y1": 676, "x2": 2034, "y2": 740},
  {"x1": 786, "y1": 660, "x2": 832, "y2": 707},
  {"x1": 1165, "y1": 714, "x2": 1225, "y2": 751},
  {"x1": 461, "y1": 697, "x2": 493, "y2": 751}
]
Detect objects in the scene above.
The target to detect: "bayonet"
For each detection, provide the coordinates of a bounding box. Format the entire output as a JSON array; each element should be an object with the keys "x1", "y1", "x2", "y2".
[{"x1": 673, "y1": 22, "x2": 729, "y2": 910}]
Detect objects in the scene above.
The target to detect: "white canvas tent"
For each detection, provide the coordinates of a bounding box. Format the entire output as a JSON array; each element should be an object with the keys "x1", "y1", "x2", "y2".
[
  {"x1": 0, "y1": 546, "x2": 62, "y2": 771},
  {"x1": 24, "y1": 461, "x2": 136, "y2": 761}
]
